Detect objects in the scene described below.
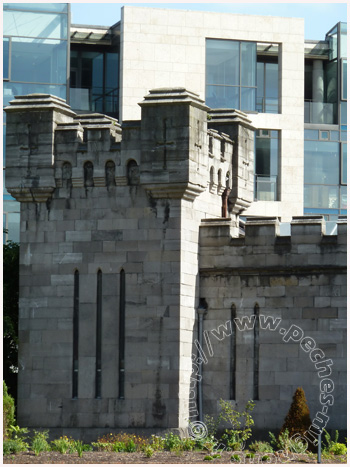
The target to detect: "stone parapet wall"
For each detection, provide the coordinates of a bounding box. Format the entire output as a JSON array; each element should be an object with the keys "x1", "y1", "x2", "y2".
[{"x1": 199, "y1": 216, "x2": 346, "y2": 431}]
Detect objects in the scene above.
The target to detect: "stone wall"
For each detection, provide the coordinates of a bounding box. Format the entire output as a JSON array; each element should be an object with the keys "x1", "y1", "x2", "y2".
[
  {"x1": 5, "y1": 90, "x2": 255, "y2": 436},
  {"x1": 5, "y1": 91, "x2": 346, "y2": 439},
  {"x1": 199, "y1": 216, "x2": 347, "y2": 433}
]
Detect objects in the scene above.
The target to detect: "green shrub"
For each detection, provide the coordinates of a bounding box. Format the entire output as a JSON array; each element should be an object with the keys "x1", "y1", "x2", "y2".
[
  {"x1": 231, "y1": 454, "x2": 241, "y2": 462},
  {"x1": 181, "y1": 437, "x2": 196, "y2": 451},
  {"x1": 329, "y1": 443, "x2": 347, "y2": 455},
  {"x1": 92, "y1": 441, "x2": 113, "y2": 452},
  {"x1": 3, "y1": 438, "x2": 28, "y2": 455},
  {"x1": 212, "y1": 453, "x2": 221, "y2": 458},
  {"x1": 3, "y1": 381, "x2": 15, "y2": 439},
  {"x1": 143, "y1": 445, "x2": 154, "y2": 458},
  {"x1": 31, "y1": 430, "x2": 50, "y2": 455},
  {"x1": 51, "y1": 436, "x2": 75, "y2": 454},
  {"x1": 112, "y1": 441, "x2": 126, "y2": 452},
  {"x1": 150, "y1": 434, "x2": 165, "y2": 451},
  {"x1": 164, "y1": 432, "x2": 182, "y2": 451},
  {"x1": 249, "y1": 440, "x2": 274, "y2": 453},
  {"x1": 262, "y1": 455, "x2": 270, "y2": 461},
  {"x1": 204, "y1": 454, "x2": 213, "y2": 460},
  {"x1": 125, "y1": 439, "x2": 137, "y2": 452},
  {"x1": 246, "y1": 452, "x2": 255, "y2": 458},
  {"x1": 219, "y1": 399, "x2": 255, "y2": 451},
  {"x1": 323, "y1": 431, "x2": 347, "y2": 455},
  {"x1": 269, "y1": 429, "x2": 307, "y2": 454}
]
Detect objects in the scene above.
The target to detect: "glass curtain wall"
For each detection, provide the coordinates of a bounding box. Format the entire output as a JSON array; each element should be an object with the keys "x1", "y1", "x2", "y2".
[
  {"x1": 206, "y1": 39, "x2": 257, "y2": 111},
  {"x1": 3, "y1": 3, "x2": 70, "y2": 243},
  {"x1": 304, "y1": 130, "x2": 346, "y2": 219},
  {"x1": 206, "y1": 39, "x2": 279, "y2": 113}
]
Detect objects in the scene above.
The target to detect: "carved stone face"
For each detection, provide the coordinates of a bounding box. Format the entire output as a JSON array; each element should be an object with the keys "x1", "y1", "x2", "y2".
[{"x1": 127, "y1": 161, "x2": 140, "y2": 186}]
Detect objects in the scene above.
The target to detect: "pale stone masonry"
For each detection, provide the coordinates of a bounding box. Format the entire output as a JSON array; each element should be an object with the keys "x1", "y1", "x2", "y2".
[
  {"x1": 120, "y1": 6, "x2": 305, "y2": 220},
  {"x1": 5, "y1": 91, "x2": 346, "y2": 439}
]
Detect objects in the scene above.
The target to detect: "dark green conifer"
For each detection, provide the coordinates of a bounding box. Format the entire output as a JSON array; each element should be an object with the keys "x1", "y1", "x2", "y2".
[{"x1": 280, "y1": 387, "x2": 312, "y2": 439}]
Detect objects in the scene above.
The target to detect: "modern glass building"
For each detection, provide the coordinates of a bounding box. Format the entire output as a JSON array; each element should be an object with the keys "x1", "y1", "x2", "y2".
[
  {"x1": 3, "y1": 3, "x2": 70, "y2": 242},
  {"x1": 3, "y1": 5, "x2": 347, "y2": 241},
  {"x1": 304, "y1": 22, "x2": 347, "y2": 220}
]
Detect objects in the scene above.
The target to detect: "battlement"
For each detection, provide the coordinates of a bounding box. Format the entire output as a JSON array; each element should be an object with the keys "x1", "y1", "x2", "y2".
[
  {"x1": 5, "y1": 90, "x2": 255, "y2": 210},
  {"x1": 199, "y1": 215, "x2": 347, "y2": 271}
]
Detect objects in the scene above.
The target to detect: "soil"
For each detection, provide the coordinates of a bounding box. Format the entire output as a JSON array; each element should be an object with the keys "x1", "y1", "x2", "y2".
[{"x1": 3, "y1": 451, "x2": 347, "y2": 464}]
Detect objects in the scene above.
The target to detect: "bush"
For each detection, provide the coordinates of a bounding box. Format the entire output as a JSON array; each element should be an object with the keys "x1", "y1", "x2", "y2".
[
  {"x1": 3, "y1": 425, "x2": 29, "y2": 455},
  {"x1": 150, "y1": 434, "x2": 165, "y2": 451},
  {"x1": 219, "y1": 399, "x2": 255, "y2": 450},
  {"x1": 322, "y1": 430, "x2": 347, "y2": 455},
  {"x1": 164, "y1": 432, "x2": 182, "y2": 451},
  {"x1": 269, "y1": 428, "x2": 307, "y2": 454},
  {"x1": 279, "y1": 387, "x2": 312, "y2": 441},
  {"x1": 51, "y1": 436, "x2": 75, "y2": 454},
  {"x1": 3, "y1": 438, "x2": 28, "y2": 455},
  {"x1": 249, "y1": 440, "x2": 274, "y2": 453},
  {"x1": 3, "y1": 381, "x2": 15, "y2": 440},
  {"x1": 329, "y1": 443, "x2": 347, "y2": 455},
  {"x1": 31, "y1": 430, "x2": 50, "y2": 455},
  {"x1": 143, "y1": 445, "x2": 154, "y2": 458}
]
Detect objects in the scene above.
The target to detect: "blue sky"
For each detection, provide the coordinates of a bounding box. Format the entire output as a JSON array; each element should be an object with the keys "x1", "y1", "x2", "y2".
[{"x1": 70, "y1": 2, "x2": 348, "y2": 40}]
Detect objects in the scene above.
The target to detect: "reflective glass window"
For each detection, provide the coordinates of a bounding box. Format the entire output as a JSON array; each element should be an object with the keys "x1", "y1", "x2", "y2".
[
  {"x1": 327, "y1": 25, "x2": 338, "y2": 61},
  {"x1": 330, "y1": 131, "x2": 339, "y2": 141},
  {"x1": 325, "y1": 61, "x2": 338, "y2": 104},
  {"x1": 304, "y1": 129, "x2": 319, "y2": 140},
  {"x1": 206, "y1": 40, "x2": 239, "y2": 86},
  {"x1": 340, "y1": 23, "x2": 347, "y2": 58},
  {"x1": 4, "y1": 82, "x2": 67, "y2": 106},
  {"x1": 206, "y1": 85, "x2": 239, "y2": 110},
  {"x1": 257, "y1": 60, "x2": 278, "y2": 113},
  {"x1": 341, "y1": 101, "x2": 347, "y2": 126},
  {"x1": 341, "y1": 131, "x2": 347, "y2": 142},
  {"x1": 304, "y1": 185, "x2": 339, "y2": 210},
  {"x1": 341, "y1": 143, "x2": 347, "y2": 185},
  {"x1": 340, "y1": 185, "x2": 347, "y2": 210},
  {"x1": 3, "y1": 38, "x2": 10, "y2": 80},
  {"x1": 4, "y1": 10, "x2": 67, "y2": 39},
  {"x1": 241, "y1": 42, "x2": 256, "y2": 87},
  {"x1": 304, "y1": 141, "x2": 339, "y2": 185},
  {"x1": 206, "y1": 39, "x2": 258, "y2": 112},
  {"x1": 342, "y1": 59, "x2": 347, "y2": 100},
  {"x1": 11, "y1": 37, "x2": 67, "y2": 85}
]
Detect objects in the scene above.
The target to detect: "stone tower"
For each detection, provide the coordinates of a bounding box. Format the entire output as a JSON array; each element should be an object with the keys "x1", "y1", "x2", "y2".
[{"x1": 5, "y1": 89, "x2": 255, "y2": 437}]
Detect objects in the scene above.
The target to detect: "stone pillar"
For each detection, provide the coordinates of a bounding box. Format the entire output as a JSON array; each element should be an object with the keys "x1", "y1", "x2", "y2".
[
  {"x1": 139, "y1": 88, "x2": 209, "y2": 429},
  {"x1": 312, "y1": 60, "x2": 324, "y2": 124}
]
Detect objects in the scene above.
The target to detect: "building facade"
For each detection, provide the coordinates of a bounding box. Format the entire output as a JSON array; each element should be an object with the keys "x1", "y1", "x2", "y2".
[
  {"x1": 3, "y1": 4, "x2": 347, "y2": 441},
  {"x1": 5, "y1": 89, "x2": 347, "y2": 439},
  {"x1": 3, "y1": 5, "x2": 348, "y2": 241}
]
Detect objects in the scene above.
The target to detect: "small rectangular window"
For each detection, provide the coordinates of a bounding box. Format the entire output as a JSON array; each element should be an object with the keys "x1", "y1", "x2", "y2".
[{"x1": 319, "y1": 130, "x2": 330, "y2": 141}]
